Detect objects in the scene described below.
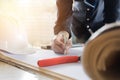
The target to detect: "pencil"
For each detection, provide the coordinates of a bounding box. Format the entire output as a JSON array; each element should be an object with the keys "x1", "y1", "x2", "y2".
[
  {"x1": 58, "y1": 31, "x2": 69, "y2": 54},
  {"x1": 63, "y1": 34, "x2": 68, "y2": 54}
]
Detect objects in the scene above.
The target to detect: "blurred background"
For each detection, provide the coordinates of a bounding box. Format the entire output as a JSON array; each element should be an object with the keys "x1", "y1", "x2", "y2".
[{"x1": 0, "y1": 0, "x2": 56, "y2": 47}]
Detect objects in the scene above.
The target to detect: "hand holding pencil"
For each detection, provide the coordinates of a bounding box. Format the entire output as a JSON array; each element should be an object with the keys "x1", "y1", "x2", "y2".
[{"x1": 51, "y1": 31, "x2": 72, "y2": 54}]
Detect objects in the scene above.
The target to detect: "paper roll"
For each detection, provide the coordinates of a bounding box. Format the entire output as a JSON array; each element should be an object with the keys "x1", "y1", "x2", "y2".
[{"x1": 82, "y1": 22, "x2": 120, "y2": 80}]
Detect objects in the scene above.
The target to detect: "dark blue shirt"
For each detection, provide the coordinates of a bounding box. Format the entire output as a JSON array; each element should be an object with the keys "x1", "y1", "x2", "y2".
[{"x1": 54, "y1": 0, "x2": 120, "y2": 43}]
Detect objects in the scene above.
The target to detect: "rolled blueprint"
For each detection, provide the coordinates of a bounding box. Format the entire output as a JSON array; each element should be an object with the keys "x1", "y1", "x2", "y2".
[{"x1": 82, "y1": 22, "x2": 120, "y2": 80}]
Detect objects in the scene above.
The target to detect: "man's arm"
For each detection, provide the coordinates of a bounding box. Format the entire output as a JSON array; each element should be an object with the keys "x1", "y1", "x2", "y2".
[{"x1": 54, "y1": 0, "x2": 73, "y2": 36}]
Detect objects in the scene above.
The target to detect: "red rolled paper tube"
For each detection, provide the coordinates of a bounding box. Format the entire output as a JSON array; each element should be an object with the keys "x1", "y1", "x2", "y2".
[{"x1": 38, "y1": 56, "x2": 80, "y2": 67}]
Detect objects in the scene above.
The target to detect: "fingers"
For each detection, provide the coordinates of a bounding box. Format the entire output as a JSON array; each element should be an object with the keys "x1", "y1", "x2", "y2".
[
  {"x1": 66, "y1": 39, "x2": 72, "y2": 48},
  {"x1": 52, "y1": 37, "x2": 72, "y2": 54},
  {"x1": 51, "y1": 35, "x2": 65, "y2": 54},
  {"x1": 52, "y1": 42, "x2": 64, "y2": 53},
  {"x1": 54, "y1": 35, "x2": 65, "y2": 48},
  {"x1": 64, "y1": 39, "x2": 72, "y2": 54},
  {"x1": 51, "y1": 31, "x2": 71, "y2": 54}
]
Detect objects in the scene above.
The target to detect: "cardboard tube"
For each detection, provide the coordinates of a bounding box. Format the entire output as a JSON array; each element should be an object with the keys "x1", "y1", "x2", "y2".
[{"x1": 82, "y1": 23, "x2": 120, "y2": 80}]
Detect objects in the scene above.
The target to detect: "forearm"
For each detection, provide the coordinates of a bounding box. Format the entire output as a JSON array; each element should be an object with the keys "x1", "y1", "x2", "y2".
[{"x1": 54, "y1": 0, "x2": 73, "y2": 35}]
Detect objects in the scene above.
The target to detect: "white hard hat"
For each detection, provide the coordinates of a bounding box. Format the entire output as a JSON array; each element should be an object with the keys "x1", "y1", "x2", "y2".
[{"x1": 0, "y1": 13, "x2": 36, "y2": 54}]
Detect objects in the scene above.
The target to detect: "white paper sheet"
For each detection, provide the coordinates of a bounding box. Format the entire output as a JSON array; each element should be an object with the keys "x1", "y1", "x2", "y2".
[{"x1": 0, "y1": 47, "x2": 90, "y2": 80}]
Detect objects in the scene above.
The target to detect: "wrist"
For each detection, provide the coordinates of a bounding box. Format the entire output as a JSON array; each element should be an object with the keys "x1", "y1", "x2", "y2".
[{"x1": 58, "y1": 31, "x2": 69, "y2": 39}]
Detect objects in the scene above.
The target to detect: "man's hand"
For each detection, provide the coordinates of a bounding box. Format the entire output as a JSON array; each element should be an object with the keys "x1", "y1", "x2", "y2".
[{"x1": 51, "y1": 31, "x2": 72, "y2": 54}]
